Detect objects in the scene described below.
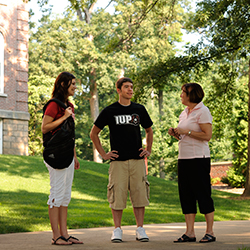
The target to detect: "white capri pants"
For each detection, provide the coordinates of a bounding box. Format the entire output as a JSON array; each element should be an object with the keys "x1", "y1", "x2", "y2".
[{"x1": 45, "y1": 159, "x2": 74, "y2": 208}]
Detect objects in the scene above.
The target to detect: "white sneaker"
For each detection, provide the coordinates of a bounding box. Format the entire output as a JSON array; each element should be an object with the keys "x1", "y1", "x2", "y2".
[
  {"x1": 111, "y1": 227, "x2": 123, "y2": 243},
  {"x1": 136, "y1": 227, "x2": 149, "y2": 242}
]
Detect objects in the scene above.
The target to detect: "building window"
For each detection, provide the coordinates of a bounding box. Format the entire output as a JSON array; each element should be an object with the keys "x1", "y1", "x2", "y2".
[{"x1": 0, "y1": 32, "x2": 3, "y2": 94}]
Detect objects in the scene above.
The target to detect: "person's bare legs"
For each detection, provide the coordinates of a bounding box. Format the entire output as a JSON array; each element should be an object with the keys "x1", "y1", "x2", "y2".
[
  {"x1": 133, "y1": 207, "x2": 145, "y2": 227},
  {"x1": 59, "y1": 206, "x2": 68, "y2": 237},
  {"x1": 197, "y1": 211, "x2": 215, "y2": 243},
  {"x1": 174, "y1": 213, "x2": 196, "y2": 242},
  {"x1": 184, "y1": 213, "x2": 196, "y2": 238},
  {"x1": 133, "y1": 207, "x2": 149, "y2": 241},
  {"x1": 59, "y1": 206, "x2": 83, "y2": 244},
  {"x1": 112, "y1": 209, "x2": 123, "y2": 228},
  {"x1": 48, "y1": 206, "x2": 72, "y2": 245},
  {"x1": 204, "y1": 211, "x2": 214, "y2": 235}
]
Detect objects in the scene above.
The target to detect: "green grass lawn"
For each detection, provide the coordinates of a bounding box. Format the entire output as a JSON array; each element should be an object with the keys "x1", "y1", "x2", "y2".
[{"x1": 0, "y1": 154, "x2": 249, "y2": 234}]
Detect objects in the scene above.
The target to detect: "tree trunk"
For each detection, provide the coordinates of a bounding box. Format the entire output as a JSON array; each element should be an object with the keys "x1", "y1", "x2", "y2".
[
  {"x1": 77, "y1": 4, "x2": 102, "y2": 163},
  {"x1": 90, "y1": 69, "x2": 103, "y2": 163},
  {"x1": 158, "y1": 89, "x2": 164, "y2": 121},
  {"x1": 242, "y1": 58, "x2": 250, "y2": 197}
]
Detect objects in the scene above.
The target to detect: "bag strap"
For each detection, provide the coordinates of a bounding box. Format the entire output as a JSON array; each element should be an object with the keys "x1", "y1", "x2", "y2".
[{"x1": 43, "y1": 98, "x2": 68, "y2": 116}]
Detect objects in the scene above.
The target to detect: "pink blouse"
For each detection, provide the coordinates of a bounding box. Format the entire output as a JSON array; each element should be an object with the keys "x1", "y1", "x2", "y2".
[{"x1": 178, "y1": 102, "x2": 212, "y2": 159}]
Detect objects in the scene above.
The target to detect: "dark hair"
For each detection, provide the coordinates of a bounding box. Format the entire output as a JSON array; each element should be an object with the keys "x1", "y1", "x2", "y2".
[
  {"x1": 182, "y1": 83, "x2": 204, "y2": 103},
  {"x1": 116, "y1": 77, "x2": 133, "y2": 89},
  {"x1": 52, "y1": 72, "x2": 75, "y2": 102}
]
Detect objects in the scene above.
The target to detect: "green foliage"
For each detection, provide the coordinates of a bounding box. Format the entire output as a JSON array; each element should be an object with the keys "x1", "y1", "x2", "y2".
[
  {"x1": 134, "y1": 0, "x2": 250, "y2": 105},
  {"x1": 133, "y1": 0, "x2": 250, "y2": 186},
  {"x1": 232, "y1": 76, "x2": 248, "y2": 166},
  {"x1": 198, "y1": 61, "x2": 235, "y2": 162},
  {"x1": 28, "y1": 0, "x2": 250, "y2": 189},
  {"x1": 224, "y1": 167, "x2": 245, "y2": 188},
  {"x1": 143, "y1": 63, "x2": 238, "y2": 179},
  {"x1": 211, "y1": 177, "x2": 221, "y2": 185},
  {"x1": 74, "y1": 96, "x2": 93, "y2": 160},
  {"x1": 145, "y1": 88, "x2": 183, "y2": 179},
  {"x1": 222, "y1": 71, "x2": 249, "y2": 188},
  {"x1": 28, "y1": 12, "x2": 129, "y2": 157},
  {"x1": 193, "y1": 0, "x2": 250, "y2": 187},
  {"x1": 28, "y1": 75, "x2": 54, "y2": 155},
  {"x1": 28, "y1": 0, "x2": 187, "y2": 161},
  {"x1": 238, "y1": 247, "x2": 250, "y2": 250},
  {"x1": 191, "y1": 0, "x2": 250, "y2": 52}
]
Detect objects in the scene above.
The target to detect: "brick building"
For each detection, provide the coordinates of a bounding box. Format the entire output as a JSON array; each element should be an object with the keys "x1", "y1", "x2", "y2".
[
  {"x1": 0, "y1": 0, "x2": 29, "y2": 155},
  {"x1": 211, "y1": 161, "x2": 232, "y2": 184}
]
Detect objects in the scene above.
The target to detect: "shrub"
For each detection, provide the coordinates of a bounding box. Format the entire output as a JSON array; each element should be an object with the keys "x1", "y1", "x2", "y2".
[
  {"x1": 211, "y1": 177, "x2": 221, "y2": 185},
  {"x1": 222, "y1": 167, "x2": 245, "y2": 188}
]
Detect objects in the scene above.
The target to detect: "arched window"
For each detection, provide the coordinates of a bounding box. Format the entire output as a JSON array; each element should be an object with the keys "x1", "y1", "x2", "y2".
[{"x1": 0, "y1": 32, "x2": 4, "y2": 94}]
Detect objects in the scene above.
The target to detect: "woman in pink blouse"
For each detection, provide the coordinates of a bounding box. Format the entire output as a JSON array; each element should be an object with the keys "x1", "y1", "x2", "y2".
[{"x1": 168, "y1": 83, "x2": 216, "y2": 243}]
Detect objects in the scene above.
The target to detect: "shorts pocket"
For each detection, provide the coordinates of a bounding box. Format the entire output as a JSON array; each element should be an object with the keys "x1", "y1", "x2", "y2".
[
  {"x1": 107, "y1": 183, "x2": 114, "y2": 203},
  {"x1": 146, "y1": 180, "x2": 150, "y2": 199}
]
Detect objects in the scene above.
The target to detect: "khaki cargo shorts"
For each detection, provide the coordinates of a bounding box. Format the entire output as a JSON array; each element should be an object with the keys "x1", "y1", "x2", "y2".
[{"x1": 107, "y1": 159, "x2": 150, "y2": 210}]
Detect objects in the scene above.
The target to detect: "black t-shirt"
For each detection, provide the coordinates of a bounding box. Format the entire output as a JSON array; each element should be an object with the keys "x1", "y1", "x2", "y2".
[{"x1": 94, "y1": 101, "x2": 153, "y2": 161}]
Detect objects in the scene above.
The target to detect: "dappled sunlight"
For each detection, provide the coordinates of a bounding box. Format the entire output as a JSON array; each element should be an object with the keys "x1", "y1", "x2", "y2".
[
  {"x1": 17, "y1": 142, "x2": 29, "y2": 156},
  {"x1": 0, "y1": 173, "x2": 49, "y2": 193},
  {"x1": 0, "y1": 190, "x2": 50, "y2": 233},
  {"x1": 0, "y1": 155, "x2": 48, "y2": 177},
  {"x1": 84, "y1": 169, "x2": 109, "y2": 179},
  {"x1": 147, "y1": 203, "x2": 180, "y2": 209},
  {"x1": 71, "y1": 191, "x2": 106, "y2": 202}
]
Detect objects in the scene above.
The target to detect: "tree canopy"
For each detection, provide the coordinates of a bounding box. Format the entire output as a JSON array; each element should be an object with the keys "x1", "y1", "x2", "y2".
[
  {"x1": 28, "y1": 0, "x2": 250, "y2": 196},
  {"x1": 28, "y1": 0, "x2": 188, "y2": 160},
  {"x1": 133, "y1": 0, "x2": 250, "y2": 196}
]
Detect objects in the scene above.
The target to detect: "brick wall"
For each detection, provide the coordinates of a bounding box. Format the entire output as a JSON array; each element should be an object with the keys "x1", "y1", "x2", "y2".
[
  {"x1": 211, "y1": 161, "x2": 232, "y2": 183},
  {"x1": 0, "y1": 0, "x2": 29, "y2": 156},
  {"x1": 3, "y1": 117, "x2": 29, "y2": 155}
]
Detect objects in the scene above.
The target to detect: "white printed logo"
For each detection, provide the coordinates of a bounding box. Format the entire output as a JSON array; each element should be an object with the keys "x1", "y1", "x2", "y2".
[
  {"x1": 114, "y1": 114, "x2": 140, "y2": 126},
  {"x1": 48, "y1": 154, "x2": 55, "y2": 159}
]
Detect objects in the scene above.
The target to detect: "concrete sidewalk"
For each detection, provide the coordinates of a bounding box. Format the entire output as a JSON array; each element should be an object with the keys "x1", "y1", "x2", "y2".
[{"x1": 0, "y1": 220, "x2": 249, "y2": 250}]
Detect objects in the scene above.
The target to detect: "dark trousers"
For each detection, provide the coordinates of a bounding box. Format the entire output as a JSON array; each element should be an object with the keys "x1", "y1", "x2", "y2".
[{"x1": 178, "y1": 158, "x2": 215, "y2": 214}]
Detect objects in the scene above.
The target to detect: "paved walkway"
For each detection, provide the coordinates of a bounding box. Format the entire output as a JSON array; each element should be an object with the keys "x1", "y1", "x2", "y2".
[
  {"x1": 1, "y1": 220, "x2": 249, "y2": 250},
  {"x1": 212, "y1": 185, "x2": 245, "y2": 195}
]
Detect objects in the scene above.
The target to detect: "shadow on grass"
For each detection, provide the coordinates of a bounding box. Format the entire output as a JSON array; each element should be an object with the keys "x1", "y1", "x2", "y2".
[
  {"x1": 0, "y1": 190, "x2": 49, "y2": 234},
  {"x1": 0, "y1": 155, "x2": 48, "y2": 177},
  {"x1": 0, "y1": 155, "x2": 110, "y2": 200},
  {"x1": 0, "y1": 189, "x2": 114, "y2": 234}
]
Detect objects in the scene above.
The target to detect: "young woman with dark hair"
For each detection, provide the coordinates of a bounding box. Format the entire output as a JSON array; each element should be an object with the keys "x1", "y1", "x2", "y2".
[{"x1": 42, "y1": 72, "x2": 83, "y2": 245}]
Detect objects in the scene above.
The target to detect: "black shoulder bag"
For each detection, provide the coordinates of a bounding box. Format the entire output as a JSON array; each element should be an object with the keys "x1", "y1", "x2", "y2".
[{"x1": 42, "y1": 98, "x2": 75, "y2": 169}]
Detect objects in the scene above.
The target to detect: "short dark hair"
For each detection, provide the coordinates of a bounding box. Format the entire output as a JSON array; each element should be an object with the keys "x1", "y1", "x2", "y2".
[
  {"x1": 182, "y1": 83, "x2": 204, "y2": 103},
  {"x1": 52, "y1": 72, "x2": 75, "y2": 102},
  {"x1": 116, "y1": 77, "x2": 133, "y2": 89}
]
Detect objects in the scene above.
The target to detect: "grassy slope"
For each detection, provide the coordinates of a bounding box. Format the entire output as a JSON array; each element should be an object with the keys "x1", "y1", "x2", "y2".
[{"x1": 0, "y1": 155, "x2": 249, "y2": 234}]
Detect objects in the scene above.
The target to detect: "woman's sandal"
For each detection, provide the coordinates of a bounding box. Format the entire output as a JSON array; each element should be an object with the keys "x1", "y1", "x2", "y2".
[
  {"x1": 173, "y1": 234, "x2": 196, "y2": 243},
  {"x1": 199, "y1": 233, "x2": 216, "y2": 243},
  {"x1": 66, "y1": 236, "x2": 83, "y2": 244},
  {"x1": 52, "y1": 236, "x2": 72, "y2": 245}
]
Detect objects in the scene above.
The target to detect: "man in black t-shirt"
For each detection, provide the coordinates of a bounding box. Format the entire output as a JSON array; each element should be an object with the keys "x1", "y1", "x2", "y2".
[{"x1": 90, "y1": 77, "x2": 153, "y2": 243}]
